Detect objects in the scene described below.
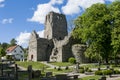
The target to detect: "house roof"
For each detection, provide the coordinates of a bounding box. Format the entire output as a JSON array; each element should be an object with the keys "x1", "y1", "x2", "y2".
[{"x1": 6, "y1": 45, "x2": 18, "y2": 53}]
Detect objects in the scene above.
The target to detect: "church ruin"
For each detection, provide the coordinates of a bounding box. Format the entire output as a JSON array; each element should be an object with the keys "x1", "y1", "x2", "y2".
[{"x1": 28, "y1": 12, "x2": 88, "y2": 62}]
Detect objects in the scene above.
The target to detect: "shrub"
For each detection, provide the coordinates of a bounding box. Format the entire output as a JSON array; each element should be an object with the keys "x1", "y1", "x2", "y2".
[
  {"x1": 95, "y1": 70, "x2": 102, "y2": 75},
  {"x1": 79, "y1": 66, "x2": 84, "y2": 69},
  {"x1": 65, "y1": 66, "x2": 69, "y2": 70},
  {"x1": 80, "y1": 69, "x2": 84, "y2": 73},
  {"x1": 57, "y1": 66, "x2": 62, "y2": 71},
  {"x1": 87, "y1": 69, "x2": 92, "y2": 72},
  {"x1": 84, "y1": 67, "x2": 89, "y2": 71},
  {"x1": 103, "y1": 70, "x2": 113, "y2": 75},
  {"x1": 54, "y1": 67, "x2": 56, "y2": 69},
  {"x1": 6, "y1": 55, "x2": 13, "y2": 60},
  {"x1": 114, "y1": 70, "x2": 120, "y2": 74},
  {"x1": 68, "y1": 57, "x2": 76, "y2": 64}
]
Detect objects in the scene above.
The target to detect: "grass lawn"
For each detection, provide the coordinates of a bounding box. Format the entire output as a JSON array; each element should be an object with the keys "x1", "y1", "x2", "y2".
[
  {"x1": 16, "y1": 61, "x2": 49, "y2": 70},
  {"x1": 46, "y1": 68, "x2": 74, "y2": 75},
  {"x1": 78, "y1": 75, "x2": 101, "y2": 80},
  {"x1": 116, "y1": 78, "x2": 120, "y2": 80},
  {"x1": 80, "y1": 63, "x2": 106, "y2": 68},
  {"x1": 18, "y1": 72, "x2": 40, "y2": 80},
  {"x1": 49, "y1": 62, "x2": 73, "y2": 67}
]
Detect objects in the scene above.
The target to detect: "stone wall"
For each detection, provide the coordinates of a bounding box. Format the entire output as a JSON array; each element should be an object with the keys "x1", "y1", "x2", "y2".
[
  {"x1": 44, "y1": 11, "x2": 68, "y2": 40},
  {"x1": 28, "y1": 12, "x2": 88, "y2": 63},
  {"x1": 50, "y1": 35, "x2": 73, "y2": 62},
  {"x1": 72, "y1": 44, "x2": 89, "y2": 63},
  {"x1": 28, "y1": 31, "x2": 39, "y2": 61}
]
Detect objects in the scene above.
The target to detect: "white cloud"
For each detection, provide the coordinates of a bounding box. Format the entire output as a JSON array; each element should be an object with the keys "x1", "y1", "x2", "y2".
[
  {"x1": 49, "y1": 0, "x2": 64, "y2": 5},
  {"x1": 62, "y1": 0, "x2": 115, "y2": 15},
  {"x1": 0, "y1": 0, "x2": 5, "y2": 8},
  {"x1": 1, "y1": 18, "x2": 13, "y2": 24},
  {"x1": 16, "y1": 30, "x2": 44, "y2": 48},
  {"x1": 37, "y1": 30, "x2": 44, "y2": 38},
  {"x1": 28, "y1": 0, "x2": 63, "y2": 24}
]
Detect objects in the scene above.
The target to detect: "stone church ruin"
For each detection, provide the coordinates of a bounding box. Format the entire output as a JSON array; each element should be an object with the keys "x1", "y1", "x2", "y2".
[{"x1": 28, "y1": 12, "x2": 88, "y2": 62}]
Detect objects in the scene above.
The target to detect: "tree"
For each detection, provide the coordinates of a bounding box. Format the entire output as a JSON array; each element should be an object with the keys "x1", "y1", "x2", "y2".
[
  {"x1": 110, "y1": 1, "x2": 120, "y2": 62},
  {"x1": 10, "y1": 38, "x2": 17, "y2": 46},
  {"x1": 1, "y1": 43, "x2": 9, "y2": 49},
  {"x1": 0, "y1": 48, "x2": 6, "y2": 57},
  {"x1": 72, "y1": 3, "x2": 112, "y2": 63}
]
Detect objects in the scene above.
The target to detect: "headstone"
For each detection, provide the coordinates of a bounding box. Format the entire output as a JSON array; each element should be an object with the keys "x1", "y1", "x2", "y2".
[
  {"x1": 14, "y1": 64, "x2": 18, "y2": 80},
  {"x1": 45, "y1": 72, "x2": 52, "y2": 77},
  {"x1": 32, "y1": 70, "x2": 41, "y2": 78},
  {"x1": 28, "y1": 65, "x2": 32, "y2": 80},
  {"x1": 75, "y1": 63, "x2": 79, "y2": 73},
  {"x1": 55, "y1": 74, "x2": 68, "y2": 80}
]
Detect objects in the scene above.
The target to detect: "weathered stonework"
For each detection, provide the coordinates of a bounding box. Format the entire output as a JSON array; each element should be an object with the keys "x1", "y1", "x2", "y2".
[
  {"x1": 50, "y1": 35, "x2": 73, "y2": 62},
  {"x1": 28, "y1": 12, "x2": 88, "y2": 62},
  {"x1": 44, "y1": 12, "x2": 68, "y2": 40},
  {"x1": 72, "y1": 44, "x2": 89, "y2": 63}
]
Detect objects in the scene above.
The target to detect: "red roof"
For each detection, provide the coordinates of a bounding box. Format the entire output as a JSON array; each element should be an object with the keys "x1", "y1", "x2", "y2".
[{"x1": 6, "y1": 45, "x2": 18, "y2": 53}]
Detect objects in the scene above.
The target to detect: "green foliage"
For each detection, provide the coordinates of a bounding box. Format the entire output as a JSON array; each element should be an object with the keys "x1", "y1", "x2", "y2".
[
  {"x1": 95, "y1": 70, "x2": 103, "y2": 75},
  {"x1": 68, "y1": 57, "x2": 76, "y2": 64},
  {"x1": 110, "y1": 1, "x2": 120, "y2": 60},
  {"x1": 80, "y1": 69, "x2": 84, "y2": 73},
  {"x1": 72, "y1": 1, "x2": 120, "y2": 63},
  {"x1": 95, "y1": 70, "x2": 113, "y2": 75},
  {"x1": 16, "y1": 61, "x2": 49, "y2": 69},
  {"x1": 57, "y1": 66, "x2": 62, "y2": 71},
  {"x1": 114, "y1": 69, "x2": 120, "y2": 74},
  {"x1": 103, "y1": 70, "x2": 113, "y2": 75},
  {"x1": 0, "y1": 48, "x2": 6, "y2": 57},
  {"x1": 79, "y1": 75, "x2": 101, "y2": 80},
  {"x1": 10, "y1": 38, "x2": 17, "y2": 46},
  {"x1": 87, "y1": 69, "x2": 92, "y2": 72},
  {"x1": 50, "y1": 62, "x2": 73, "y2": 67},
  {"x1": 65, "y1": 66, "x2": 69, "y2": 70}
]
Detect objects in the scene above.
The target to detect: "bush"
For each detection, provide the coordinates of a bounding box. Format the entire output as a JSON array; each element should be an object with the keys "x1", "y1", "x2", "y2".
[
  {"x1": 87, "y1": 69, "x2": 92, "y2": 72},
  {"x1": 57, "y1": 66, "x2": 62, "y2": 71},
  {"x1": 54, "y1": 67, "x2": 56, "y2": 69},
  {"x1": 84, "y1": 67, "x2": 89, "y2": 71},
  {"x1": 68, "y1": 57, "x2": 76, "y2": 64},
  {"x1": 103, "y1": 70, "x2": 113, "y2": 75},
  {"x1": 95, "y1": 70, "x2": 102, "y2": 75},
  {"x1": 80, "y1": 69, "x2": 84, "y2": 73},
  {"x1": 65, "y1": 66, "x2": 69, "y2": 70},
  {"x1": 6, "y1": 55, "x2": 14, "y2": 60},
  {"x1": 79, "y1": 66, "x2": 84, "y2": 69},
  {"x1": 114, "y1": 70, "x2": 120, "y2": 74}
]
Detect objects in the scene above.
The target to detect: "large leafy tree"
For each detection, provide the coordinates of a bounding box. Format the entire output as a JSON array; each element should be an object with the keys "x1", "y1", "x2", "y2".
[
  {"x1": 10, "y1": 38, "x2": 17, "y2": 46},
  {"x1": 72, "y1": 3, "x2": 112, "y2": 63},
  {"x1": 0, "y1": 48, "x2": 6, "y2": 57},
  {"x1": 110, "y1": 1, "x2": 120, "y2": 60}
]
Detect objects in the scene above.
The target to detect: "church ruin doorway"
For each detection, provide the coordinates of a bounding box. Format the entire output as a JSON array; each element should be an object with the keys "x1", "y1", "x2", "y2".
[{"x1": 31, "y1": 55, "x2": 33, "y2": 61}]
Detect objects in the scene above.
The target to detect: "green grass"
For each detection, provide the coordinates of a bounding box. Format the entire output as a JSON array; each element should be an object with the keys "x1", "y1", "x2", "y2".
[
  {"x1": 49, "y1": 62, "x2": 73, "y2": 67},
  {"x1": 78, "y1": 75, "x2": 101, "y2": 80},
  {"x1": 16, "y1": 61, "x2": 49, "y2": 70},
  {"x1": 80, "y1": 63, "x2": 106, "y2": 68},
  {"x1": 18, "y1": 72, "x2": 40, "y2": 80},
  {"x1": 116, "y1": 78, "x2": 120, "y2": 80},
  {"x1": 46, "y1": 68, "x2": 74, "y2": 75}
]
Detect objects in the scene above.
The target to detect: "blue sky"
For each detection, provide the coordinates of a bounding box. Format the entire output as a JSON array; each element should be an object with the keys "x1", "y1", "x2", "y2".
[{"x1": 0, "y1": 0, "x2": 115, "y2": 47}]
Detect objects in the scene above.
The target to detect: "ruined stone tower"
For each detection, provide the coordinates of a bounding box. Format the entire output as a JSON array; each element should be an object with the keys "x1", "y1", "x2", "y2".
[
  {"x1": 28, "y1": 12, "x2": 76, "y2": 62},
  {"x1": 44, "y1": 12, "x2": 68, "y2": 40}
]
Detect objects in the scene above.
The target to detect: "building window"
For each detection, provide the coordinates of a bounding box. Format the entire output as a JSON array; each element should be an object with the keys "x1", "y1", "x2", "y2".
[
  {"x1": 20, "y1": 51, "x2": 22, "y2": 53},
  {"x1": 14, "y1": 50, "x2": 16, "y2": 52}
]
